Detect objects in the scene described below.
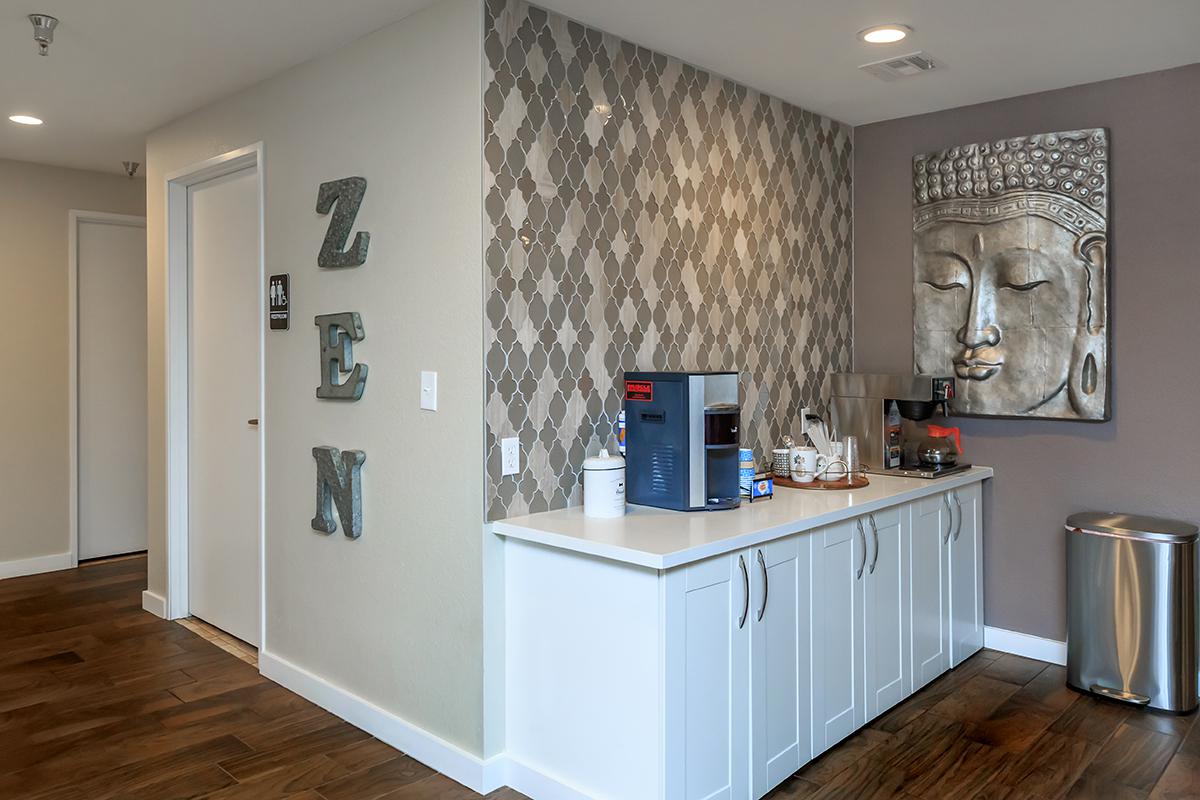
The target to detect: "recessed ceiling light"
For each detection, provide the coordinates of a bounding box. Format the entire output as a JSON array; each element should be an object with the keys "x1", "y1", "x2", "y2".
[
  {"x1": 858, "y1": 24, "x2": 912, "y2": 44},
  {"x1": 9, "y1": 114, "x2": 43, "y2": 126}
]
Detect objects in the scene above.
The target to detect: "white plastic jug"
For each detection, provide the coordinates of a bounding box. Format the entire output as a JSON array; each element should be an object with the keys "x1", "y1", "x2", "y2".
[{"x1": 583, "y1": 449, "x2": 626, "y2": 518}]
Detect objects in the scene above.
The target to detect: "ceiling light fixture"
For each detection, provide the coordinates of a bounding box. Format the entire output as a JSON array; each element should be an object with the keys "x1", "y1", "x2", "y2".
[
  {"x1": 9, "y1": 114, "x2": 43, "y2": 125},
  {"x1": 858, "y1": 24, "x2": 912, "y2": 44},
  {"x1": 28, "y1": 14, "x2": 59, "y2": 56}
]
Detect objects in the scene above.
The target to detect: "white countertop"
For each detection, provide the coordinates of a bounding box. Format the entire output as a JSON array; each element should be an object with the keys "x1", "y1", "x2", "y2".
[{"x1": 493, "y1": 467, "x2": 993, "y2": 569}]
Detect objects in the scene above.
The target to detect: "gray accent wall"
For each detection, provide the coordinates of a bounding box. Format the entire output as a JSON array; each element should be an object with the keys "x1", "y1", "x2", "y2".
[
  {"x1": 484, "y1": 0, "x2": 853, "y2": 520},
  {"x1": 853, "y1": 63, "x2": 1200, "y2": 641}
]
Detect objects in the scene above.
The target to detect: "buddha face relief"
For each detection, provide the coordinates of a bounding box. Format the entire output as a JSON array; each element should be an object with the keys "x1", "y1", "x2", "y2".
[{"x1": 911, "y1": 129, "x2": 1109, "y2": 421}]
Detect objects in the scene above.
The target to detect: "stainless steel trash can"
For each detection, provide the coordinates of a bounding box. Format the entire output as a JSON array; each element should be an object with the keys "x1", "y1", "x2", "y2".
[{"x1": 1067, "y1": 512, "x2": 1198, "y2": 712}]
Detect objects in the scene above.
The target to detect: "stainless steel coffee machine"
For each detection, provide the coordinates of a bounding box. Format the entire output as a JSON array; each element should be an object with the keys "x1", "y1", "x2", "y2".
[{"x1": 828, "y1": 373, "x2": 966, "y2": 478}]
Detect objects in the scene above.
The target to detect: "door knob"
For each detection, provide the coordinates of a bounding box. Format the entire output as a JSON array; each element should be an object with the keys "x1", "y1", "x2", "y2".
[{"x1": 247, "y1": 418, "x2": 259, "y2": 426}]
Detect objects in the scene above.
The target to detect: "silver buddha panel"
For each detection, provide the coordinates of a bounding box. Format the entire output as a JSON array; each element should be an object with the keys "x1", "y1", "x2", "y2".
[{"x1": 912, "y1": 128, "x2": 1110, "y2": 421}]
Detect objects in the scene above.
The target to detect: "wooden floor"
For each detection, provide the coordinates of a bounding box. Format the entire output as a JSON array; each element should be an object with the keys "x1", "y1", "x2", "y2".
[
  {"x1": 0, "y1": 555, "x2": 522, "y2": 799},
  {"x1": 770, "y1": 649, "x2": 1200, "y2": 800},
  {"x1": 2, "y1": 557, "x2": 1197, "y2": 800}
]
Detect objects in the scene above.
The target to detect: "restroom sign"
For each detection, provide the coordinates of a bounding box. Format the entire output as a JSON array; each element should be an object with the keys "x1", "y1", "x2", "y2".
[{"x1": 269, "y1": 273, "x2": 290, "y2": 330}]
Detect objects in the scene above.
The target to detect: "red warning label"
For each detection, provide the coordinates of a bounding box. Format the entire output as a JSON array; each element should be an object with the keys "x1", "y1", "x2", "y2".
[{"x1": 625, "y1": 380, "x2": 653, "y2": 402}]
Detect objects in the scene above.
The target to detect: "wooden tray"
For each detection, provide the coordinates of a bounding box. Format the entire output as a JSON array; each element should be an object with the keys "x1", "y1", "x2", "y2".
[{"x1": 773, "y1": 473, "x2": 870, "y2": 491}]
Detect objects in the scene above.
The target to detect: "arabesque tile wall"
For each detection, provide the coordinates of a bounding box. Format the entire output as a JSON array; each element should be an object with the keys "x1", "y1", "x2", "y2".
[{"x1": 484, "y1": 0, "x2": 853, "y2": 519}]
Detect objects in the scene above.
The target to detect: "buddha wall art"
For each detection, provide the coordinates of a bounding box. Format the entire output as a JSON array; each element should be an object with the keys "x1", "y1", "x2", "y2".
[{"x1": 912, "y1": 128, "x2": 1110, "y2": 421}]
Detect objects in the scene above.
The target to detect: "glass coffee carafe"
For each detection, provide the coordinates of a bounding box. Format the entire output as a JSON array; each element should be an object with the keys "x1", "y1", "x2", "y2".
[{"x1": 916, "y1": 424, "x2": 962, "y2": 466}]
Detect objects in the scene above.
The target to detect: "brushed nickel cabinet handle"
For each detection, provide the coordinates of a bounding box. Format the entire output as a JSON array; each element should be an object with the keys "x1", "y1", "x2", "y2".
[
  {"x1": 869, "y1": 514, "x2": 880, "y2": 575},
  {"x1": 953, "y1": 491, "x2": 964, "y2": 542},
  {"x1": 756, "y1": 549, "x2": 768, "y2": 622},
  {"x1": 943, "y1": 494, "x2": 953, "y2": 544},
  {"x1": 738, "y1": 554, "x2": 750, "y2": 630},
  {"x1": 856, "y1": 520, "x2": 867, "y2": 580}
]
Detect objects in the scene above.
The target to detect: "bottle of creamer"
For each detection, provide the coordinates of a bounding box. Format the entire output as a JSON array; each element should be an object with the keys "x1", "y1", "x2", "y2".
[{"x1": 583, "y1": 449, "x2": 626, "y2": 518}]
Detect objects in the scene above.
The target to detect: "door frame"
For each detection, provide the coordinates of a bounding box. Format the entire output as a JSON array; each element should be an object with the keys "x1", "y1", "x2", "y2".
[
  {"x1": 68, "y1": 210, "x2": 148, "y2": 568},
  {"x1": 162, "y1": 144, "x2": 266, "y2": 649}
]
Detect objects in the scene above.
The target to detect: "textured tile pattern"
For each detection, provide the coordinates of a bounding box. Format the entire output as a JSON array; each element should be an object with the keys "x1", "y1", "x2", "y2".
[{"x1": 484, "y1": 0, "x2": 853, "y2": 519}]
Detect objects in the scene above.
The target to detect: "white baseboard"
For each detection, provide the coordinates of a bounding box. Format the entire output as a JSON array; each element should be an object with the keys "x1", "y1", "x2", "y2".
[
  {"x1": 0, "y1": 551, "x2": 73, "y2": 581},
  {"x1": 141, "y1": 590, "x2": 167, "y2": 618},
  {"x1": 259, "y1": 649, "x2": 505, "y2": 795},
  {"x1": 504, "y1": 758, "x2": 596, "y2": 800},
  {"x1": 984, "y1": 625, "x2": 1067, "y2": 666}
]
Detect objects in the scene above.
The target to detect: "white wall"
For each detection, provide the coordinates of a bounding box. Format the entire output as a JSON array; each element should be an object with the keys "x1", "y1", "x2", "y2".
[
  {"x1": 145, "y1": 0, "x2": 486, "y2": 754},
  {"x1": 0, "y1": 159, "x2": 144, "y2": 573}
]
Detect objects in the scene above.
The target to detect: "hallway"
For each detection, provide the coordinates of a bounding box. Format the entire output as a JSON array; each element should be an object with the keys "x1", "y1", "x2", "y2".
[{"x1": 0, "y1": 556, "x2": 521, "y2": 799}]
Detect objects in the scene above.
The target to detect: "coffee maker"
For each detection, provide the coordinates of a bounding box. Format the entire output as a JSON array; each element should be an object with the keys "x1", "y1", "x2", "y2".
[
  {"x1": 624, "y1": 371, "x2": 741, "y2": 511},
  {"x1": 828, "y1": 373, "x2": 966, "y2": 478}
]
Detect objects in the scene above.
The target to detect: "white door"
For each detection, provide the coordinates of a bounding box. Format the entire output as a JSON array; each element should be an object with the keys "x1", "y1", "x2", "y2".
[
  {"x1": 77, "y1": 216, "x2": 148, "y2": 560},
  {"x1": 812, "y1": 518, "x2": 865, "y2": 755},
  {"x1": 864, "y1": 507, "x2": 907, "y2": 720},
  {"x1": 668, "y1": 550, "x2": 750, "y2": 800},
  {"x1": 910, "y1": 495, "x2": 950, "y2": 690},
  {"x1": 750, "y1": 534, "x2": 811, "y2": 797},
  {"x1": 187, "y1": 166, "x2": 261, "y2": 646},
  {"x1": 949, "y1": 484, "x2": 984, "y2": 666}
]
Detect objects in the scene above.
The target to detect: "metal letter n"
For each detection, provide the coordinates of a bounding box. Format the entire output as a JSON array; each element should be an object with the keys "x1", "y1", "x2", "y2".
[{"x1": 311, "y1": 446, "x2": 366, "y2": 539}]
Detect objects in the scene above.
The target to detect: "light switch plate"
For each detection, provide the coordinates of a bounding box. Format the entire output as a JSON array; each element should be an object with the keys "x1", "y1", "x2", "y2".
[
  {"x1": 420, "y1": 371, "x2": 437, "y2": 411},
  {"x1": 501, "y1": 437, "x2": 520, "y2": 476}
]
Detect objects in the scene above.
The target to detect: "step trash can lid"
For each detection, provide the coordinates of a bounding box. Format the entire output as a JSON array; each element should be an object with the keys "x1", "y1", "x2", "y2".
[{"x1": 1067, "y1": 511, "x2": 1199, "y2": 543}]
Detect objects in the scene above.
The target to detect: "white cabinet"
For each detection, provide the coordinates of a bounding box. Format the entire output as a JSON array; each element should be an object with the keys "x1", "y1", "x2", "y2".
[
  {"x1": 499, "y1": 474, "x2": 988, "y2": 800},
  {"x1": 863, "y1": 506, "x2": 908, "y2": 721},
  {"x1": 909, "y1": 494, "x2": 951, "y2": 690},
  {"x1": 811, "y1": 518, "x2": 866, "y2": 754},
  {"x1": 666, "y1": 551, "x2": 750, "y2": 800},
  {"x1": 908, "y1": 484, "x2": 982, "y2": 675},
  {"x1": 812, "y1": 506, "x2": 912, "y2": 751},
  {"x1": 668, "y1": 535, "x2": 813, "y2": 800},
  {"x1": 948, "y1": 483, "x2": 984, "y2": 666},
  {"x1": 750, "y1": 535, "x2": 812, "y2": 796}
]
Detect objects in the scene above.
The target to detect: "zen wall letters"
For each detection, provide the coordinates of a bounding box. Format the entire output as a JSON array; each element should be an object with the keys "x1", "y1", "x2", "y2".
[
  {"x1": 316, "y1": 176, "x2": 371, "y2": 269},
  {"x1": 311, "y1": 176, "x2": 372, "y2": 537},
  {"x1": 311, "y1": 446, "x2": 366, "y2": 539},
  {"x1": 314, "y1": 311, "x2": 368, "y2": 400}
]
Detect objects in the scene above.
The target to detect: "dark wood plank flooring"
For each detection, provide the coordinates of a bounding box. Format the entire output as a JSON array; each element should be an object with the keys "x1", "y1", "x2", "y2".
[
  {"x1": 3, "y1": 556, "x2": 1196, "y2": 799},
  {"x1": 0, "y1": 556, "x2": 523, "y2": 799},
  {"x1": 773, "y1": 650, "x2": 1199, "y2": 800}
]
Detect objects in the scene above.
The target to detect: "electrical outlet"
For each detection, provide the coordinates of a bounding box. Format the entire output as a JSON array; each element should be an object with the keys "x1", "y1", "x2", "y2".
[{"x1": 501, "y1": 437, "x2": 520, "y2": 476}]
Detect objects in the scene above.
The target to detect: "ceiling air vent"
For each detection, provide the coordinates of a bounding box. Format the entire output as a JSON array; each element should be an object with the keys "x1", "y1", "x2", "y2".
[{"x1": 859, "y1": 51, "x2": 944, "y2": 81}]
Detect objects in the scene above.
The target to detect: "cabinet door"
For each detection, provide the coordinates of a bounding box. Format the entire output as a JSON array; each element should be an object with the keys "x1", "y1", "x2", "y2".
[
  {"x1": 750, "y1": 534, "x2": 812, "y2": 797},
  {"x1": 949, "y1": 483, "x2": 984, "y2": 666},
  {"x1": 910, "y1": 494, "x2": 951, "y2": 690},
  {"x1": 864, "y1": 507, "x2": 908, "y2": 721},
  {"x1": 665, "y1": 550, "x2": 751, "y2": 800},
  {"x1": 811, "y1": 518, "x2": 866, "y2": 755}
]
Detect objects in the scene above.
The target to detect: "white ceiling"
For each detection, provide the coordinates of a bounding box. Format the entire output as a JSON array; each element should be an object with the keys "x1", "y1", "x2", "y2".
[
  {"x1": 536, "y1": 0, "x2": 1200, "y2": 127},
  {"x1": 2, "y1": 1, "x2": 1199, "y2": 173},
  {"x1": 0, "y1": 0, "x2": 435, "y2": 173}
]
